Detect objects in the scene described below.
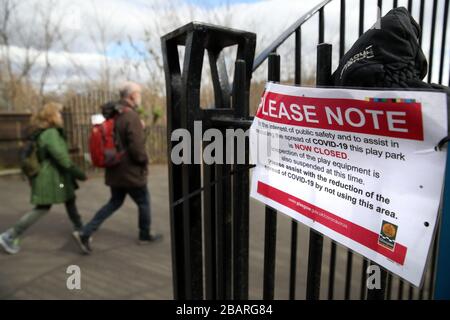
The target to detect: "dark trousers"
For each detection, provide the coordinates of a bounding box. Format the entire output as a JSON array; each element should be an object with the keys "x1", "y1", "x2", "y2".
[
  {"x1": 38, "y1": 198, "x2": 83, "y2": 230},
  {"x1": 13, "y1": 198, "x2": 83, "y2": 237},
  {"x1": 83, "y1": 185, "x2": 151, "y2": 237}
]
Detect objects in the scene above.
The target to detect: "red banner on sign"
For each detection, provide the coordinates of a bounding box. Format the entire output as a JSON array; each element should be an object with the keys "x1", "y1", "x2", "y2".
[
  {"x1": 257, "y1": 181, "x2": 407, "y2": 265},
  {"x1": 256, "y1": 92, "x2": 424, "y2": 141}
]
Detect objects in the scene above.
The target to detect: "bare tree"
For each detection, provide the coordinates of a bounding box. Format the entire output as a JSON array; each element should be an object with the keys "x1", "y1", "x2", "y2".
[
  {"x1": 0, "y1": 0, "x2": 68, "y2": 110},
  {"x1": 0, "y1": 0, "x2": 34, "y2": 110},
  {"x1": 130, "y1": 0, "x2": 239, "y2": 106},
  {"x1": 36, "y1": 1, "x2": 66, "y2": 99},
  {"x1": 85, "y1": 2, "x2": 128, "y2": 92}
]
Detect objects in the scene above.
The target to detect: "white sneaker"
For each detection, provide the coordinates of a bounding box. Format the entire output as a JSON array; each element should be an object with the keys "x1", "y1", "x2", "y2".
[{"x1": 0, "y1": 230, "x2": 20, "y2": 254}]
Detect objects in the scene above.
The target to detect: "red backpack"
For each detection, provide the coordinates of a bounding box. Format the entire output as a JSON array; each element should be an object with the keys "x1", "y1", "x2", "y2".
[{"x1": 89, "y1": 103, "x2": 128, "y2": 168}]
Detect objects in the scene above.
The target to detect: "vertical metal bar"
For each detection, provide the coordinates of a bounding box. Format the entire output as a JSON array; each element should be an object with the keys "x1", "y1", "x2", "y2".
[
  {"x1": 203, "y1": 146, "x2": 216, "y2": 300},
  {"x1": 360, "y1": 259, "x2": 368, "y2": 299},
  {"x1": 263, "y1": 52, "x2": 280, "y2": 300},
  {"x1": 316, "y1": 43, "x2": 332, "y2": 87},
  {"x1": 161, "y1": 37, "x2": 185, "y2": 299},
  {"x1": 386, "y1": 274, "x2": 393, "y2": 300},
  {"x1": 289, "y1": 221, "x2": 298, "y2": 300},
  {"x1": 407, "y1": 0, "x2": 413, "y2": 13},
  {"x1": 393, "y1": 0, "x2": 398, "y2": 8},
  {"x1": 427, "y1": 0, "x2": 438, "y2": 83},
  {"x1": 180, "y1": 30, "x2": 204, "y2": 300},
  {"x1": 181, "y1": 143, "x2": 203, "y2": 298},
  {"x1": 359, "y1": 0, "x2": 365, "y2": 36},
  {"x1": 215, "y1": 156, "x2": 233, "y2": 299},
  {"x1": 216, "y1": 154, "x2": 233, "y2": 300},
  {"x1": 306, "y1": 43, "x2": 331, "y2": 301},
  {"x1": 295, "y1": 28, "x2": 302, "y2": 85},
  {"x1": 378, "y1": 0, "x2": 382, "y2": 13},
  {"x1": 340, "y1": 0, "x2": 346, "y2": 59},
  {"x1": 306, "y1": 230, "x2": 324, "y2": 300},
  {"x1": 319, "y1": 7, "x2": 325, "y2": 44},
  {"x1": 232, "y1": 59, "x2": 250, "y2": 300},
  {"x1": 419, "y1": 283, "x2": 425, "y2": 300},
  {"x1": 263, "y1": 206, "x2": 277, "y2": 300},
  {"x1": 408, "y1": 285, "x2": 414, "y2": 300},
  {"x1": 216, "y1": 161, "x2": 225, "y2": 299},
  {"x1": 398, "y1": 280, "x2": 404, "y2": 300},
  {"x1": 439, "y1": 0, "x2": 449, "y2": 84},
  {"x1": 224, "y1": 151, "x2": 232, "y2": 300},
  {"x1": 289, "y1": 28, "x2": 302, "y2": 301},
  {"x1": 344, "y1": 251, "x2": 353, "y2": 300},
  {"x1": 419, "y1": 0, "x2": 425, "y2": 45},
  {"x1": 328, "y1": 243, "x2": 337, "y2": 300},
  {"x1": 367, "y1": 265, "x2": 387, "y2": 300}
]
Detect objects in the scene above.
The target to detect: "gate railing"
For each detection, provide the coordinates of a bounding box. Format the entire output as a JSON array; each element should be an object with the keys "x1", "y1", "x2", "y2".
[{"x1": 162, "y1": 0, "x2": 449, "y2": 300}]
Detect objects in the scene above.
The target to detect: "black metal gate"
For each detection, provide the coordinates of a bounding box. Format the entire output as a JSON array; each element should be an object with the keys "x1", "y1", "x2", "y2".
[{"x1": 162, "y1": 0, "x2": 449, "y2": 300}]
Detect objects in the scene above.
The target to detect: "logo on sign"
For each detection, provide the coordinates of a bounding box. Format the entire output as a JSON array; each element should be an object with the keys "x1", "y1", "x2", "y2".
[{"x1": 378, "y1": 221, "x2": 398, "y2": 251}]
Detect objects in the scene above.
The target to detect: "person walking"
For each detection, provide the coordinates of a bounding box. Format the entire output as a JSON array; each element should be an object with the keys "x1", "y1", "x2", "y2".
[
  {"x1": 0, "y1": 102, "x2": 87, "y2": 254},
  {"x1": 74, "y1": 82, "x2": 161, "y2": 254}
]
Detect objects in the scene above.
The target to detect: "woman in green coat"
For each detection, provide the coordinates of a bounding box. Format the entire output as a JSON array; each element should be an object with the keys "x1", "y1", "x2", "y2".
[{"x1": 0, "y1": 102, "x2": 87, "y2": 254}]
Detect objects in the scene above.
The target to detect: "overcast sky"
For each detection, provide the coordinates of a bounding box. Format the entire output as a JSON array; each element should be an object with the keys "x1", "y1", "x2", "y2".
[{"x1": 1, "y1": 0, "x2": 448, "y2": 92}]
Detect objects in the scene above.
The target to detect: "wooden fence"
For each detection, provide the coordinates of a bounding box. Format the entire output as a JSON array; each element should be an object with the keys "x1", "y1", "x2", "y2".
[{"x1": 0, "y1": 113, "x2": 31, "y2": 169}]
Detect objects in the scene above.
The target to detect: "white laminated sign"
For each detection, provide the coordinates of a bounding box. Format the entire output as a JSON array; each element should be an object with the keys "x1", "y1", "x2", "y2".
[{"x1": 250, "y1": 83, "x2": 448, "y2": 286}]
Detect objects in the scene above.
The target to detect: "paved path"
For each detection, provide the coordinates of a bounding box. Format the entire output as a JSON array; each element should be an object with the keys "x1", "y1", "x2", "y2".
[{"x1": 0, "y1": 165, "x2": 172, "y2": 299}]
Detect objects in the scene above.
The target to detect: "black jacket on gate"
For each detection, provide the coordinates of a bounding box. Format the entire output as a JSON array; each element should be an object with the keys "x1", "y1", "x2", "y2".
[{"x1": 332, "y1": 7, "x2": 446, "y2": 91}]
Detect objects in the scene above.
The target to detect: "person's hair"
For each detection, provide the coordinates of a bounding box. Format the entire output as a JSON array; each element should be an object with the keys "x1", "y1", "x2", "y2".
[
  {"x1": 119, "y1": 81, "x2": 141, "y2": 99},
  {"x1": 30, "y1": 102, "x2": 63, "y2": 129}
]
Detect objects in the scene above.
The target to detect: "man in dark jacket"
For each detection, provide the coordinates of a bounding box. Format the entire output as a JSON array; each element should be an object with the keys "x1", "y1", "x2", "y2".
[{"x1": 74, "y1": 82, "x2": 161, "y2": 254}]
